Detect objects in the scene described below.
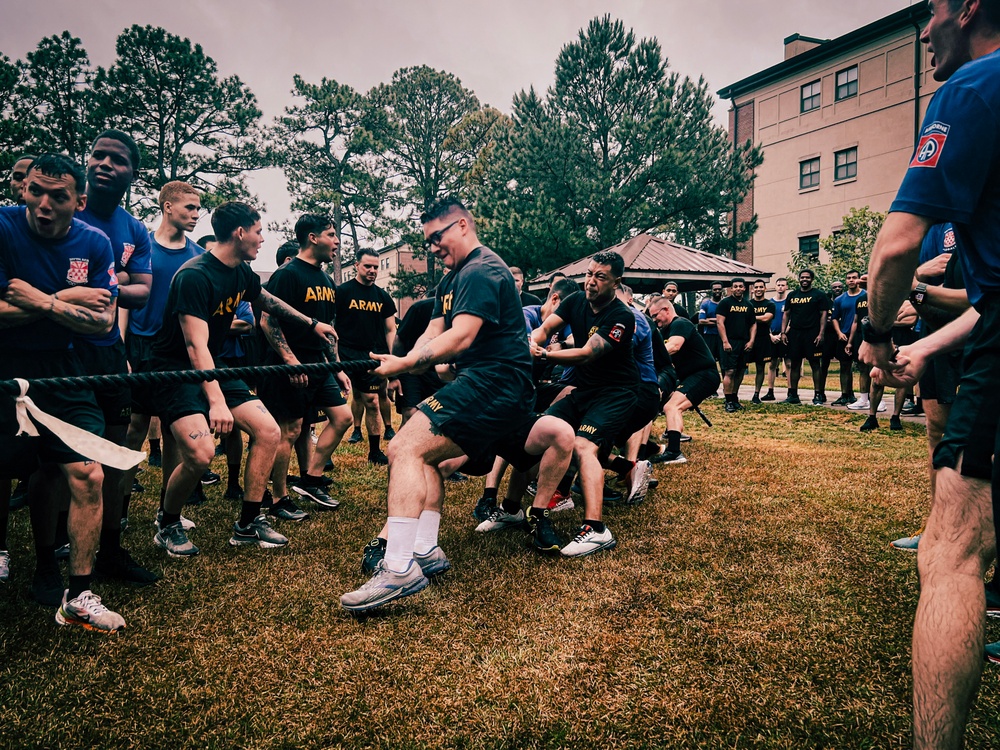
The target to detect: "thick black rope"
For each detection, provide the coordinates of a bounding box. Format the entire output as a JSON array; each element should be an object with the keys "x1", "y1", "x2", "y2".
[{"x1": 0, "y1": 359, "x2": 378, "y2": 397}]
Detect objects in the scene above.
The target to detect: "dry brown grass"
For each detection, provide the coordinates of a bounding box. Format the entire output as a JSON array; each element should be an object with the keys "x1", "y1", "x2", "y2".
[{"x1": 1, "y1": 401, "x2": 998, "y2": 749}]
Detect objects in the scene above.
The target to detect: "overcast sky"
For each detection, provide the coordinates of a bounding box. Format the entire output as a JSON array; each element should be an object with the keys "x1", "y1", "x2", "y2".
[{"x1": 3, "y1": 0, "x2": 915, "y2": 271}]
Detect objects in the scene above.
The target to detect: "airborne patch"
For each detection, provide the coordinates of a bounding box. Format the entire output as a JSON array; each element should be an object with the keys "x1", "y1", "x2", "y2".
[{"x1": 911, "y1": 121, "x2": 950, "y2": 168}]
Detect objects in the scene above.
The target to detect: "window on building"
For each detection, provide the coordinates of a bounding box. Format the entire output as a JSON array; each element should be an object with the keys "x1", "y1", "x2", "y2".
[
  {"x1": 798, "y1": 235, "x2": 820, "y2": 259},
  {"x1": 835, "y1": 147, "x2": 857, "y2": 181},
  {"x1": 799, "y1": 157, "x2": 820, "y2": 189},
  {"x1": 801, "y1": 80, "x2": 821, "y2": 112},
  {"x1": 836, "y1": 66, "x2": 858, "y2": 101}
]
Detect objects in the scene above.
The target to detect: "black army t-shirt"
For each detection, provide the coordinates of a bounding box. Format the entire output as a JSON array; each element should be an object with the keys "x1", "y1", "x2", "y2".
[
  {"x1": 663, "y1": 317, "x2": 716, "y2": 380},
  {"x1": 335, "y1": 278, "x2": 397, "y2": 354},
  {"x1": 554, "y1": 291, "x2": 638, "y2": 390},
  {"x1": 152, "y1": 252, "x2": 262, "y2": 368},
  {"x1": 264, "y1": 257, "x2": 335, "y2": 356},
  {"x1": 716, "y1": 295, "x2": 757, "y2": 343},
  {"x1": 396, "y1": 297, "x2": 435, "y2": 355},
  {"x1": 432, "y1": 246, "x2": 532, "y2": 377},
  {"x1": 785, "y1": 288, "x2": 830, "y2": 335}
]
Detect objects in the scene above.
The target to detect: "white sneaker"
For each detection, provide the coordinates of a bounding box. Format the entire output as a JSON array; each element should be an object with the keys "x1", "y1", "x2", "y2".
[
  {"x1": 847, "y1": 398, "x2": 870, "y2": 411},
  {"x1": 413, "y1": 546, "x2": 451, "y2": 576},
  {"x1": 0, "y1": 550, "x2": 9, "y2": 583},
  {"x1": 55, "y1": 590, "x2": 126, "y2": 632},
  {"x1": 561, "y1": 524, "x2": 617, "y2": 557},
  {"x1": 340, "y1": 560, "x2": 429, "y2": 612},
  {"x1": 626, "y1": 460, "x2": 652, "y2": 505},
  {"x1": 875, "y1": 401, "x2": 887, "y2": 413},
  {"x1": 475, "y1": 508, "x2": 525, "y2": 533},
  {"x1": 155, "y1": 509, "x2": 196, "y2": 532}
]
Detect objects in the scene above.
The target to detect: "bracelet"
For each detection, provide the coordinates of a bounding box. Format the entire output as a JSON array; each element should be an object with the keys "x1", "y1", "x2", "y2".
[{"x1": 309, "y1": 318, "x2": 319, "y2": 330}]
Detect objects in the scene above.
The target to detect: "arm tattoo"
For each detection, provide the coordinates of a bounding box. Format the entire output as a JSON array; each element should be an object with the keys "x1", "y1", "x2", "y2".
[
  {"x1": 588, "y1": 335, "x2": 613, "y2": 358},
  {"x1": 262, "y1": 315, "x2": 294, "y2": 359},
  {"x1": 259, "y1": 290, "x2": 310, "y2": 327},
  {"x1": 189, "y1": 430, "x2": 213, "y2": 440},
  {"x1": 414, "y1": 344, "x2": 435, "y2": 369}
]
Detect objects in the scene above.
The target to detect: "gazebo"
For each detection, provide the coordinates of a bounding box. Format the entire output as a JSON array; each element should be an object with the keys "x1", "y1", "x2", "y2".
[{"x1": 527, "y1": 234, "x2": 772, "y2": 296}]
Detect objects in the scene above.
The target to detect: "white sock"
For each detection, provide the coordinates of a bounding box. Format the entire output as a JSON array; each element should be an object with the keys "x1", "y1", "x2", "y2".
[
  {"x1": 384, "y1": 516, "x2": 418, "y2": 573},
  {"x1": 413, "y1": 510, "x2": 441, "y2": 555}
]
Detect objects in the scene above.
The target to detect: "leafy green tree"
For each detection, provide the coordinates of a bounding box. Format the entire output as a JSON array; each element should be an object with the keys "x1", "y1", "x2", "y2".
[
  {"x1": 473, "y1": 16, "x2": 762, "y2": 276},
  {"x1": 16, "y1": 32, "x2": 97, "y2": 161},
  {"x1": 269, "y1": 75, "x2": 391, "y2": 282},
  {"x1": 0, "y1": 53, "x2": 31, "y2": 196},
  {"x1": 92, "y1": 25, "x2": 268, "y2": 216},
  {"x1": 787, "y1": 206, "x2": 885, "y2": 291}
]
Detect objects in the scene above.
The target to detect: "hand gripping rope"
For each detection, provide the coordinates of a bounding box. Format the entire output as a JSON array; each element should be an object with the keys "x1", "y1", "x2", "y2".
[{"x1": 1, "y1": 359, "x2": 378, "y2": 470}]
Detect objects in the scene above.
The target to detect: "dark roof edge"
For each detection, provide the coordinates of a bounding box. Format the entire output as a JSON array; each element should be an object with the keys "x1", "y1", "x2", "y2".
[
  {"x1": 718, "y1": 4, "x2": 929, "y2": 100},
  {"x1": 783, "y1": 33, "x2": 830, "y2": 45}
]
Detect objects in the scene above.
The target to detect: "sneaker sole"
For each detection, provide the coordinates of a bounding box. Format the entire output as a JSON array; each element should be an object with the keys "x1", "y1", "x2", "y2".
[
  {"x1": 561, "y1": 538, "x2": 617, "y2": 558},
  {"x1": 290, "y1": 485, "x2": 341, "y2": 509},
  {"x1": 889, "y1": 541, "x2": 919, "y2": 552},
  {"x1": 549, "y1": 501, "x2": 575, "y2": 514},
  {"x1": 627, "y1": 463, "x2": 651, "y2": 505},
  {"x1": 475, "y1": 520, "x2": 526, "y2": 533},
  {"x1": 270, "y1": 510, "x2": 310, "y2": 522},
  {"x1": 228, "y1": 537, "x2": 288, "y2": 548},
  {"x1": 153, "y1": 537, "x2": 200, "y2": 558},
  {"x1": 55, "y1": 609, "x2": 125, "y2": 633},
  {"x1": 341, "y1": 575, "x2": 429, "y2": 613}
]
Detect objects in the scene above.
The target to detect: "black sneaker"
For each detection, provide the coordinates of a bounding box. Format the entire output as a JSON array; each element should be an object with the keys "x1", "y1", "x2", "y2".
[
  {"x1": 361, "y1": 537, "x2": 387, "y2": 575},
  {"x1": 751, "y1": 394, "x2": 762, "y2": 405},
  {"x1": 648, "y1": 477, "x2": 658, "y2": 490},
  {"x1": 650, "y1": 449, "x2": 687, "y2": 465},
  {"x1": 472, "y1": 495, "x2": 497, "y2": 521},
  {"x1": 95, "y1": 547, "x2": 160, "y2": 586},
  {"x1": 31, "y1": 568, "x2": 64, "y2": 607},
  {"x1": 346, "y1": 428, "x2": 363, "y2": 444},
  {"x1": 679, "y1": 433, "x2": 692, "y2": 443},
  {"x1": 890, "y1": 415, "x2": 903, "y2": 431},
  {"x1": 527, "y1": 508, "x2": 563, "y2": 552},
  {"x1": 724, "y1": 401, "x2": 738, "y2": 413},
  {"x1": 201, "y1": 470, "x2": 221, "y2": 486},
  {"x1": 812, "y1": 393, "x2": 825, "y2": 405},
  {"x1": 446, "y1": 472, "x2": 468, "y2": 482},
  {"x1": 186, "y1": 484, "x2": 208, "y2": 506},
  {"x1": 224, "y1": 486, "x2": 244, "y2": 501},
  {"x1": 290, "y1": 478, "x2": 340, "y2": 510},
  {"x1": 368, "y1": 451, "x2": 389, "y2": 466},
  {"x1": 132, "y1": 479, "x2": 145, "y2": 493},
  {"x1": 860, "y1": 415, "x2": 879, "y2": 432},
  {"x1": 831, "y1": 395, "x2": 852, "y2": 406},
  {"x1": 760, "y1": 390, "x2": 776, "y2": 401},
  {"x1": 269, "y1": 495, "x2": 310, "y2": 522},
  {"x1": 781, "y1": 395, "x2": 801, "y2": 405},
  {"x1": 148, "y1": 453, "x2": 162, "y2": 468},
  {"x1": 384, "y1": 427, "x2": 396, "y2": 441}
]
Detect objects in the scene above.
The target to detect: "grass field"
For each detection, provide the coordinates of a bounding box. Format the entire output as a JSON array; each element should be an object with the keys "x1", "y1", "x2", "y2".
[{"x1": 1, "y1": 400, "x2": 998, "y2": 749}]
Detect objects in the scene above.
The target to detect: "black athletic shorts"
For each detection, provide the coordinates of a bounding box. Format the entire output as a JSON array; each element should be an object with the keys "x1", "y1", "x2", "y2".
[
  {"x1": 834, "y1": 337, "x2": 853, "y2": 365},
  {"x1": 149, "y1": 366, "x2": 260, "y2": 427},
  {"x1": 751, "y1": 335, "x2": 772, "y2": 366},
  {"x1": 920, "y1": 351, "x2": 962, "y2": 405},
  {"x1": 416, "y1": 367, "x2": 535, "y2": 468},
  {"x1": 544, "y1": 384, "x2": 637, "y2": 455},
  {"x1": 126, "y1": 333, "x2": 156, "y2": 414},
  {"x1": 933, "y1": 296, "x2": 1000, "y2": 480},
  {"x1": 657, "y1": 368, "x2": 678, "y2": 405},
  {"x1": 459, "y1": 413, "x2": 545, "y2": 476},
  {"x1": 258, "y1": 358, "x2": 347, "y2": 422},
  {"x1": 0, "y1": 350, "x2": 105, "y2": 470},
  {"x1": 339, "y1": 346, "x2": 382, "y2": 394},
  {"x1": 396, "y1": 370, "x2": 441, "y2": 412},
  {"x1": 616, "y1": 381, "x2": 661, "y2": 443},
  {"x1": 674, "y1": 367, "x2": 720, "y2": 409},
  {"x1": 74, "y1": 339, "x2": 131, "y2": 427},
  {"x1": 821, "y1": 329, "x2": 838, "y2": 361},
  {"x1": 786, "y1": 330, "x2": 822, "y2": 362},
  {"x1": 720, "y1": 341, "x2": 750, "y2": 372},
  {"x1": 771, "y1": 337, "x2": 787, "y2": 361},
  {"x1": 702, "y1": 333, "x2": 721, "y2": 362},
  {"x1": 893, "y1": 326, "x2": 918, "y2": 348}
]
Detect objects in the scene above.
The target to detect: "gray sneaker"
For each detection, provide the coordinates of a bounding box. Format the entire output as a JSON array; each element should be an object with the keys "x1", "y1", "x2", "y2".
[
  {"x1": 413, "y1": 546, "x2": 451, "y2": 577},
  {"x1": 626, "y1": 460, "x2": 652, "y2": 505},
  {"x1": 475, "y1": 507, "x2": 525, "y2": 533},
  {"x1": 561, "y1": 524, "x2": 617, "y2": 558},
  {"x1": 229, "y1": 515, "x2": 289, "y2": 548},
  {"x1": 340, "y1": 560, "x2": 429, "y2": 613},
  {"x1": 55, "y1": 589, "x2": 126, "y2": 633},
  {"x1": 154, "y1": 521, "x2": 200, "y2": 558},
  {"x1": 0, "y1": 550, "x2": 9, "y2": 583},
  {"x1": 155, "y1": 509, "x2": 196, "y2": 532}
]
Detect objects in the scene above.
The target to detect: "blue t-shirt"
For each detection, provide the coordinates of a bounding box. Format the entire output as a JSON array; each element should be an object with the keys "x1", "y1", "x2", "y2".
[
  {"x1": 128, "y1": 234, "x2": 203, "y2": 337},
  {"x1": 890, "y1": 49, "x2": 1000, "y2": 305},
  {"x1": 77, "y1": 205, "x2": 152, "y2": 345},
  {"x1": 832, "y1": 291, "x2": 864, "y2": 337},
  {"x1": 0, "y1": 206, "x2": 118, "y2": 351},
  {"x1": 219, "y1": 301, "x2": 254, "y2": 359},
  {"x1": 769, "y1": 297, "x2": 786, "y2": 334},
  {"x1": 698, "y1": 298, "x2": 720, "y2": 335},
  {"x1": 631, "y1": 307, "x2": 657, "y2": 384}
]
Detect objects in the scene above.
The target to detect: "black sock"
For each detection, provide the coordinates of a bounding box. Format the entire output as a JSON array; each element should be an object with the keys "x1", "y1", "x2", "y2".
[
  {"x1": 368, "y1": 435, "x2": 381, "y2": 455},
  {"x1": 227, "y1": 463, "x2": 241, "y2": 488},
  {"x1": 557, "y1": 472, "x2": 574, "y2": 496},
  {"x1": 765, "y1": 388, "x2": 774, "y2": 396},
  {"x1": 608, "y1": 456, "x2": 634, "y2": 476},
  {"x1": 149, "y1": 438, "x2": 161, "y2": 457},
  {"x1": 501, "y1": 497, "x2": 522, "y2": 515},
  {"x1": 99, "y1": 527, "x2": 121, "y2": 556},
  {"x1": 160, "y1": 511, "x2": 181, "y2": 529},
  {"x1": 483, "y1": 487, "x2": 498, "y2": 500},
  {"x1": 239, "y1": 501, "x2": 260, "y2": 527},
  {"x1": 584, "y1": 519, "x2": 606, "y2": 533},
  {"x1": 67, "y1": 574, "x2": 90, "y2": 600},
  {"x1": 667, "y1": 430, "x2": 682, "y2": 454},
  {"x1": 35, "y1": 541, "x2": 57, "y2": 574}
]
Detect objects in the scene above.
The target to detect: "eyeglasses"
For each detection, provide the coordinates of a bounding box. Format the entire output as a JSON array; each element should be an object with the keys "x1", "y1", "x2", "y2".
[{"x1": 422, "y1": 221, "x2": 459, "y2": 251}]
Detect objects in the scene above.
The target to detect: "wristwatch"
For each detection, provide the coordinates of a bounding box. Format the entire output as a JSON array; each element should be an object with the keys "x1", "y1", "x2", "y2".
[
  {"x1": 309, "y1": 318, "x2": 319, "y2": 330},
  {"x1": 909, "y1": 283, "x2": 928, "y2": 306},
  {"x1": 860, "y1": 317, "x2": 893, "y2": 344}
]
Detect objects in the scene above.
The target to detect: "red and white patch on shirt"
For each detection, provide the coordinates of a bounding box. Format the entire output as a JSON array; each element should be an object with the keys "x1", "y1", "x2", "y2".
[
  {"x1": 121, "y1": 243, "x2": 135, "y2": 267},
  {"x1": 108, "y1": 262, "x2": 118, "y2": 287},
  {"x1": 910, "y1": 121, "x2": 950, "y2": 168},
  {"x1": 608, "y1": 323, "x2": 626, "y2": 343},
  {"x1": 67, "y1": 258, "x2": 89, "y2": 285}
]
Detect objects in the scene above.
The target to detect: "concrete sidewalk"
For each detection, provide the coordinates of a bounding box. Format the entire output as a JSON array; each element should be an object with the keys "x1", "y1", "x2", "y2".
[{"x1": 729, "y1": 384, "x2": 926, "y2": 425}]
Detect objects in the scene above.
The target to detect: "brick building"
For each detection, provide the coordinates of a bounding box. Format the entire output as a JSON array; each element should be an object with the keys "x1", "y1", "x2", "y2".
[{"x1": 718, "y1": 4, "x2": 939, "y2": 282}]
